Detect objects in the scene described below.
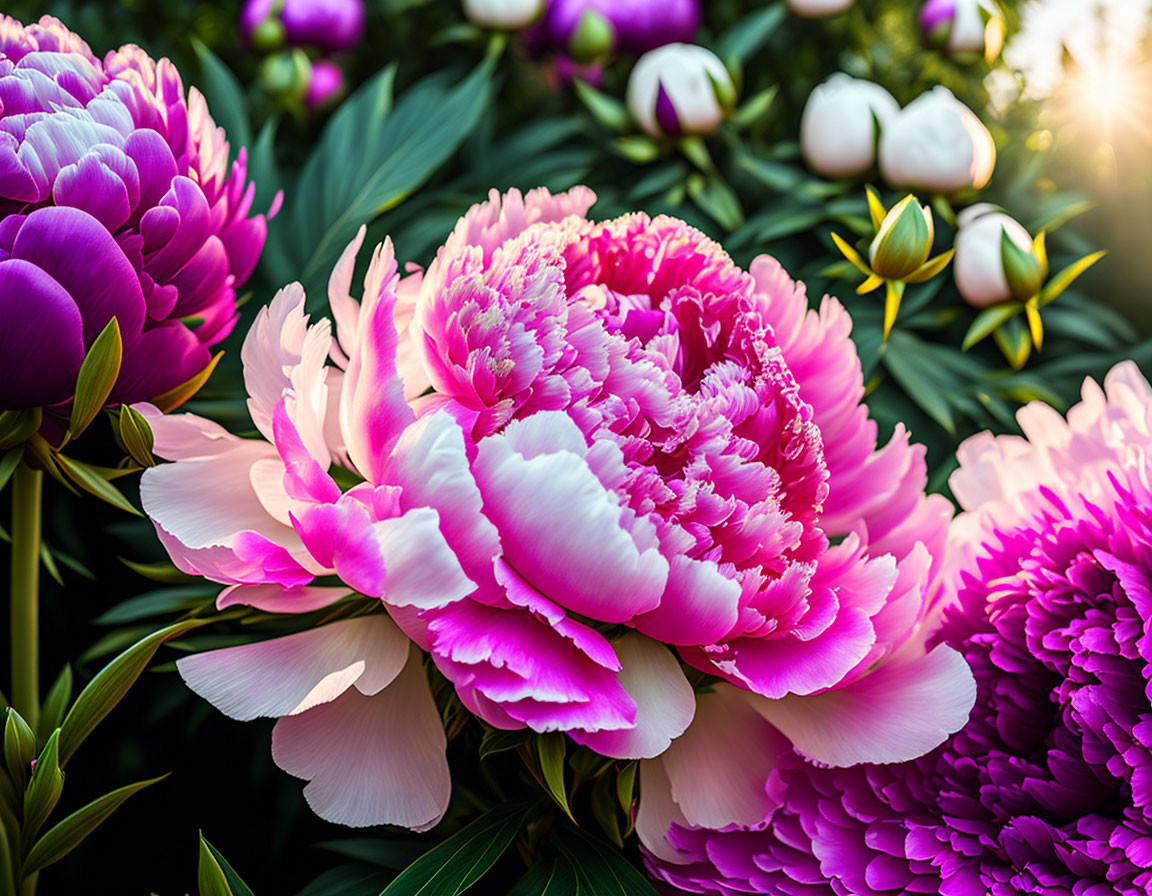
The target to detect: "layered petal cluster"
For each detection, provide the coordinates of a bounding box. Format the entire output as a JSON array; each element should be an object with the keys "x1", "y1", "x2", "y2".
[
  {"x1": 142, "y1": 187, "x2": 969, "y2": 830},
  {"x1": 0, "y1": 15, "x2": 273, "y2": 412},
  {"x1": 646, "y1": 362, "x2": 1152, "y2": 896},
  {"x1": 408, "y1": 186, "x2": 966, "y2": 769}
]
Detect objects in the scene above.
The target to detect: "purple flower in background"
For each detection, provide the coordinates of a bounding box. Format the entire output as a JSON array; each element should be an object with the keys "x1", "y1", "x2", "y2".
[
  {"x1": 542, "y1": 0, "x2": 699, "y2": 56},
  {"x1": 643, "y1": 362, "x2": 1152, "y2": 896},
  {"x1": 240, "y1": 0, "x2": 365, "y2": 53},
  {"x1": 306, "y1": 59, "x2": 345, "y2": 110},
  {"x1": 0, "y1": 15, "x2": 274, "y2": 415}
]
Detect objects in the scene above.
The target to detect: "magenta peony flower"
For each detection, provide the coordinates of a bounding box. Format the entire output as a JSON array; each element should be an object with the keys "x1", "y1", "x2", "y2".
[
  {"x1": 305, "y1": 59, "x2": 345, "y2": 110},
  {"x1": 540, "y1": 0, "x2": 700, "y2": 56},
  {"x1": 240, "y1": 0, "x2": 365, "y2": 53},
  {"x1": 0, "y1": 15, "x2": 273, "y2": 414},
  {"x1": 140, "y1": 188, "x2": 971, "y2": 830},
  {"x1": 643, "y1": 361, "x2": 1152, "y2": 896}
]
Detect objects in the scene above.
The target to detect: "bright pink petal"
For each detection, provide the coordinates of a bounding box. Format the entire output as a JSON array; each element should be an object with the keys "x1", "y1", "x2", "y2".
[
  {"x1": 571, "y1": 634, "x2": 695, "y2": 760},
  {"x1": 339, "y1": 237, "x2": 416, "y2": 484},
  {"x1": 633, "y1": 555, "x2": 741, "y2": 646},
  {"x1": 748, "y1": 644, "x2": 976, "y2": 766},
  {"x1": 176, "y1": 615, "x2": 410, "y2": 721},
  {"x1": 271, "y1": 645, "x2": 450, "y2": 830},
  {"x1": 472, "y1": 412, "x2": 669, "y2": 623}
]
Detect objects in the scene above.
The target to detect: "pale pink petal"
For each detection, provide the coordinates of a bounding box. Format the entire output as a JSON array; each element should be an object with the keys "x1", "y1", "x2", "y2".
[
  {"x1": 383, "y1": 409, "x2": 501, "y2": 588},
  {"x1": 134, "y1": 403, "x2": 242, "y2": 461},
  {"x1": 659, "y1": 684, "x2": 788, "y2": 828},
  {"x1": 176, "y1": 615, "x2": 410, "y2": 721},
  {"x1": 472, "y1": 413, "x2": 669, "y2": 623},
  {"x1": 635, "y1": 757, "x2": 693, "y2": 865},
  {"x1": 216, "y1": 583, "x2": 352, "y2": 613},
  {"x1": 271, "y1": 645, "x2": 451, "y2": 830},
  {"x1": 241, "y1": 282, "x2": 333, "y2": 464},
  {"x1": 571, "y1": 633, "x2": 695, "y2": 760},
  {"x1": 339, "y1": 238, "x2": 416, "y2": 483},
  {"x1": 747, "y1": 644, "x2": 976, "y2": 766},
  {"x1": 327, "y1": 226, "x2": 366, "y2": 369},
  {"x1": 394, "y1": 268, "x2": 432, "y2": 400}
]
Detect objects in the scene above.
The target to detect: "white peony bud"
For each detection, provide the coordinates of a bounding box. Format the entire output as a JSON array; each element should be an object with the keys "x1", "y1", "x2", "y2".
[
  {"x1": 879, "y1": 86, "x2": 996, "y2": 194},
  {"x1": 920, "y1": 0, "x2": 1004, "y2": 60},
  {"x1": 953, "y1": 204, "x2": 1042, "y2": 308},
  {"x1": 461, "y1": 0, "x2": 545, "y2": 29},
  {"x1": 786, "y1": 0, "x2": 855, "y2": 18},
  {"x1": 626, "y1": 43, "x2": 736, "y2": 138},
  {"x1": 801, "y1": 74, "x2": 900, "y2": 178}
]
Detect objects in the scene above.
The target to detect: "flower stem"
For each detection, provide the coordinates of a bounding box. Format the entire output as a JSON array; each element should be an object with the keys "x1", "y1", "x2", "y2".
[{"x1": 10, "y1": 463, "x2": 42, "y2": 733}]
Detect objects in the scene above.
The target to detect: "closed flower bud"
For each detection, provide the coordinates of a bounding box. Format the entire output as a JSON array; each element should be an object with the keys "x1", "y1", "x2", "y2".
[
  {"x1": 869, "y1": 196, "x2": 934, "y2": 280},
  {"x1": 921, "y1": 0, "x2": 1004, "y2": 62},
  {"x1": 259, "y1": 48, "x2": 313, "y2": 103},
  {"x1": 541, "y1": 0, "x2": 700, "y2": 56},
  {"x1": 879, "y1": 86, "x2": 996, "y2": 194},
  {"x1": 786, "y1": 0, "x2": 854, "y2": 17},
  {"x1": 626, "y1": 43, "x2": 735, "y2": 138},
  {"x1": 462, "y1": 0, "x2": 546, "y2": 29},
  {"x1": 801, "y1": 74, "x2": 899, "y2": 178},
  {"x1": 306, "y1": 59, "x2": 345, "y2": 110},
  {"x1": 953, "y1": 204, "x2": 1044, "y2": 307},
  {"x1": 240, "y1": 0, "x2": 365, "y2": 53}
]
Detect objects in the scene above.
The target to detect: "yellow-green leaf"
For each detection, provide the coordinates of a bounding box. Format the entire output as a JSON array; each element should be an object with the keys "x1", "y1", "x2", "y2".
[
  {"x1": 22, "y1": 730, "x2": 63, "y2": 847},
  {"x1": 961, "y1": 302, "x2": 1023, "y2": 351},
  {"x1": 1037, "y1": 250, "x2": 1107, "y2": 306},
  {"x1": 150, "y1": 352, "x2": 224, "y2": 413},
  {"x1": 536, "y1": 734, "x2": 574, "y2": 822},
  {"x1": 69, "y1": 318, "x2": 122, "y2": 440}
]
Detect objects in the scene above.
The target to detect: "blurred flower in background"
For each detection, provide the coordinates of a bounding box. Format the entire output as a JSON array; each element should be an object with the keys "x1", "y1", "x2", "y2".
[
  {"x1": 537, "y1": 0, "x2": 699, "y2": 59},
  {"x1": 626, "y1": 43, "x2": 735, "y2": 138},
  {"x1": 879, "y1": 86, "x2": 997, "y2": 193},
  {"x1": 786, "y1": 0, "x2": 855, "y2": 19},
  {"x1": 240, "y1": 0, "x2": 364, "y2": 52},
  {"x1": 801, "y1": 74, "x2": 900, "y2": 178},
  {"x1": 920, "y1": 0, "x2": 1005, "y2": 63},
  {"x1": 953, "y1": 203, "x2": 1041, "y2": 307},
  {"x1": 462, "y1": 0, "x2": 545, "y2": 30}
]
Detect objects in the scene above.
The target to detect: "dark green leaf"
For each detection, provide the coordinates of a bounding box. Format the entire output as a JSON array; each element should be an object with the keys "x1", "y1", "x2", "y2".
[
  {"x1": 93, "y1": 585, "x2": 215, "y2": 625},
  {"x1": 687, "y1": 176, "x2": 744, "y2": 231},
  {"x1": 961, "y1": 302, "x2": 1023, "y2": 351},
  {"x1": 22, "y1": 774, "x2": 167, "y2": 875},
  {"x1": 286, "y1": 62, "x2": 494, "y2": 301},
  {"x1": 199, "y1": 833, "x2": 256, "y2": 896},
  {"x1": 615, "y1": 762, "x2": 637, "y2": 817},
  {"x1": 478, "y1": 728, "x2": 530, "y2": 760},
  {"x1": 380, "y1": 801, "x2": 532, "y2": 896},
  {"x1": 52, "y1": 454, "x2": 139, "y2": 515},
  {"x1": 883, "y1": 332, "x2": 957, "y2": 435},
  {"x1": 717, "y1": 5, "x2": 786, "y2": 65},
  {"x1": 37, "y1": 666, "x2": 73, "y2": 745},
  {"x1": 3, "y1": 710, "x2": 34, "y2": 791},
  {"x1": 536, "y1": 734, "x2": 573, "y2": 822},
  {"x1": 117, "y1": 558, "x2": 196, "y2": 585},
  {"x1": 299, "y1": 864, "x2": 394, "y2": 896},
  {"x1": 0, "y1": 410, "x2": 41, "y2": 451},
  {"x1": 22, "y1": 730, "x2": 63, "y2": 846},
  {"x1": 572, "y1": 78, "x2": 631, "y2": 132},
  {"x1": 0, "y1": 448, "x2": 22, "y2": 495},
  {"x1": 554, "y1": 826, "x2": 661, "y2": 896},
  {"x1": 507, "y1": 858, "x2": 579, "y2": 896},
  {"x1": 60, "y1": 619, "x2": 210, "y2": 765}
]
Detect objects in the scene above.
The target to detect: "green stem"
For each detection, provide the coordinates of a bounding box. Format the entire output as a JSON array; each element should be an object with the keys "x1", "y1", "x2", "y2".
[{"x1": 10, "y1": 464, "x2": 41, "y2": 733}]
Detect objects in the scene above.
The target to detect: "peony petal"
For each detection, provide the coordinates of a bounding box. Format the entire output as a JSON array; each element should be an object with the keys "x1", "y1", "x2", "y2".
[
  {"x1": 271, "y1": 644, "x2": 450, "y2": 830},
  {"x1": 659, "y1": 683, "x2": 787, "y2": 828},
  {"x1": 748, "y1": 644, "x2": 976, "y2": 766},
  {"x1": 215, "y1": 583, "x2": 352, "y2": 614},
  {"x1": 571, "y1": 633, "x2": 695, "y2": 760},
  {"x1": 177, "y1": 614, "x2": 410, "y2": 721},
  {"x1": 472, "y1": 412, "x2": 669, "y2": 623}
]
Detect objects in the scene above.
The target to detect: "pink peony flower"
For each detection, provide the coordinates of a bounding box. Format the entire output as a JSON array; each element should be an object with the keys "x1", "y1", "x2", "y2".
[
  {"x1": 140, "y1": 187, "x2": 972, "y2": 831},
  {"x1": 642, "y1": 362, "x2": 1152, "y2": 895}
]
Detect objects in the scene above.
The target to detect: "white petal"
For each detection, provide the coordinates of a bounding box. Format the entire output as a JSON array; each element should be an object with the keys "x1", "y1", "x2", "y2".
[
  {"x1": 572, "y1": 634, "x2": 695, "y2": 760},
  {"x1": 271, "y1": 644, "x2": 450, "y2": 830},
  {"x1": 177, "y1": 615, "x2": 410, "y2": 721}
]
